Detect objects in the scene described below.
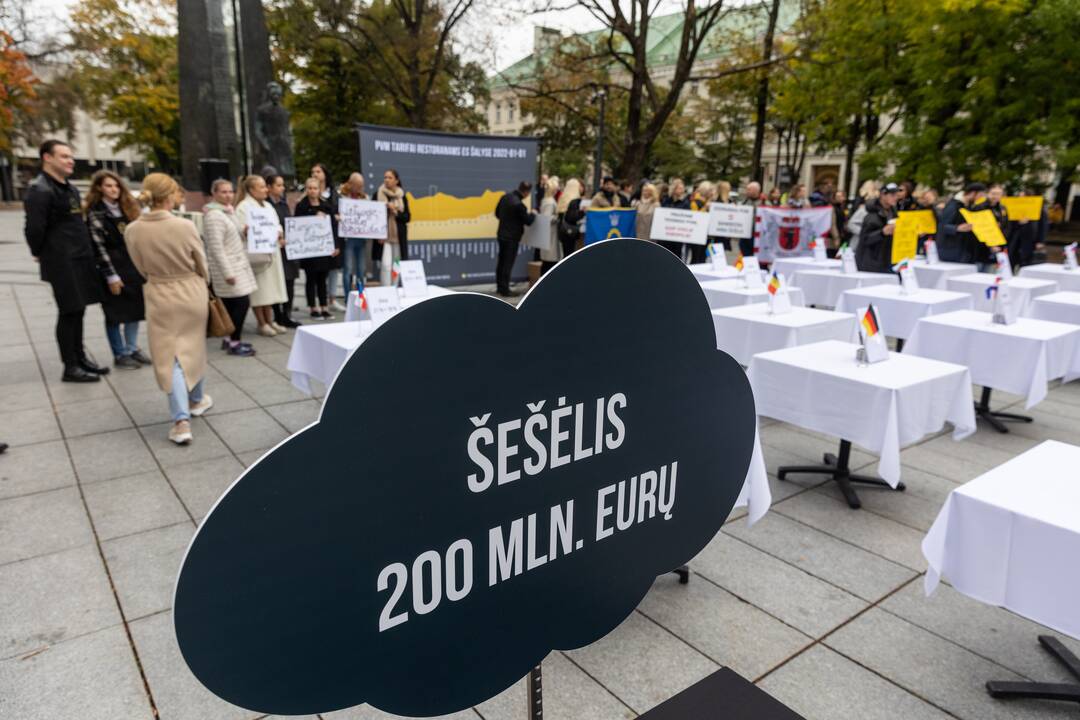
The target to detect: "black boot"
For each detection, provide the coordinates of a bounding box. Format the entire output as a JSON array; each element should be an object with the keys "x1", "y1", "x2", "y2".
[
  {"x1": 63, "y1": 366, "x2": 101, "y2": 383},
  {"x1": 78, "y1": 356, "x2": 111, "y2": 375}
]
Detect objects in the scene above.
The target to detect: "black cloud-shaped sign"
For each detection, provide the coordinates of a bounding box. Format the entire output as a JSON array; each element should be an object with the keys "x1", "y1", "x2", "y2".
[{"x1": 174, "y1": 239, "x2": 756, "y2": 717}]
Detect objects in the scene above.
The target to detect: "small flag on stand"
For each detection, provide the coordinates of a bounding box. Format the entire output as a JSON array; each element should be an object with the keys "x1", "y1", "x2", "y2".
[
  {"x1": 767, "y1": 270, "x2": 781, "y2": 296},
  {"x1": 391, "y1": 260, "x2": 401, "y2": 283},
  {"x1": 985, "y1": 276, "x2": 1002, "y2": 300},
  {"x1": 892, "y1": 258, "x2": 910, "y2": 273},
  {"x1": 734, "y1": 254, "x2": 744, "y2": 271},
  {"x1": 355, "y1": 280, "x2": 368, "y2": 310},
  {"x1": 861, "y1": 304, "x2": 880, "y2": 337}
]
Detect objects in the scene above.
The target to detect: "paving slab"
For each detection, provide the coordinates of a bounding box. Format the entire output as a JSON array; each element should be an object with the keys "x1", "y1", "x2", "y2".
[
  {"x1": 2, "y1": 380, "x2": 51, "y2": 412},
  {"x1": 0, "y1": 406, "x2": 61, "y2": 446},
  {"x1": 204, "y1": 408, "x2": 290, "y2": 454},
  {"x1": 265, "y1": 399, "x2": 321, "y2": 433},
  {"x1": 162, "y1": 454, "x2": 245, "y2": 521},
  {"x1": 0, "y1": 544, "x2": 121, "y2": 659},
  {"x1": 0, "y1": 625, "x2": 152, "y2": 720},
  {"x1": 82, "y1": 470, "x2": 191, "y2": 541},
  {"x1": 55, "y1": 396, "x2": 134, "y2": 438},
  {"x1": 102, "y1": 522, "x2": 195, "y2": 620},
  {"x1": 67, "y1": 428, "x2": 159, "y2": 484},
  {"x1": 0, "y1": 486, "x2": 93, "y2": 565},
  {"x1": 692, "y1": 530, "x2": 866, "y2": 637},
  {"x1": 0, "y1": 439, "x2": 76, "y2": 499},
  {"x1": 138, "y1": 417, "x2": 232, "y2": 468}
]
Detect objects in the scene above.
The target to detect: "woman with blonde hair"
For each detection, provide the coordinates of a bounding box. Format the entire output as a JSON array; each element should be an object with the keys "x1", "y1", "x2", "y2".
[
  {"x1": 202, "y1": 178, "x2": 256, "y2": 356},
  {"x1": 236, "y1": 174, "x2": 288, "y2": 336},
  {"x1": 538, "y1": 176, "x2": 562, "y2": 272},
  {"x1": 124, "y1": 173, "x2": 211, "y2": 445},
  {"x1": 84, "y1": 169, "x2": 149, "y2": 370},
  {"x1": 689, "y1": 181, "x2": 715, "y2": 263},
  {"x1": 555, "y1": 177, "x2": 584, "y2": 259},
  {"x1": 634, "y1": 183, "x2": 660, "y2": 241}
]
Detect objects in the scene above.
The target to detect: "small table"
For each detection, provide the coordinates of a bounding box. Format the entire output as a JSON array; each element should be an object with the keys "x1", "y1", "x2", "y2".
[
  {"x1": 344, "y1": 284, "x2": 455, "y2": 322},
  {"x1": 923, "y1": 440, "x2": 1080, "y2": 704},
  {"x1": 1027, "y1": 291, "x2": 1080, "y2": 326},
  {"x1": 909, "y1": 258, "x2": 978, "y2": 290},
  {"x1": 711, "y1": 303, "x2": 856, "y2": 366},
  {"x1": 791, "y1": 268, "x2": 896, "y2": 308},
  {"x1": 699, "y1": 280, "x2": 805, "y2": 310},
  {"x1": 946, "y1": 273, "x2": 1058, "y2": 315},
  {"x1": 835, "y1": 284, "x2": 973, "y2": 345},
  {"x1": 1019, "y1": 262, "x2": 1080, "y2": 292},
  {"x1": 286, "y1": 320, "x2": 372, "y2": 394},
  {"x1": 903, "y1": 310, "x2": 1080, "y2": 432},
  {"x1": 748, "y1": 340, "x2": 975, "y2": 508},
  {"x1": 687, "y1": 262, "x2": 741, "y2": 281},
  {"x1": 770, "y1": 256, "x2": 842, "y2": 283}
]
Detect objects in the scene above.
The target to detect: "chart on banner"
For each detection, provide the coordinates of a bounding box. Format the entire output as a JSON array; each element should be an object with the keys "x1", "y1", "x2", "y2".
[{"x1": 358, "y1": 125, "x2": 539, "y2": 286}]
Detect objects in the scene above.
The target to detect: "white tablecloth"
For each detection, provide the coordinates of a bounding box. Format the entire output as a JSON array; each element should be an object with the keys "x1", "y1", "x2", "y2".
[
  {"x1": 700, "y1": 281, "x2": 805, "y2": 310},
  {"x1": 735, "y1": 427, "x2": 771, "y2": 526},
  {"x1": 771, "y1": 257, "x2": 842, "y2": 282},
  {"x1": 344, "y1": 285, "x2": 455, "y2": 322},
  {"x1": 286, "y1": 321, "x2": 373, "y2": 394},
  {"x1": 835, "y1": 284, "x2": 974, "y2": 340},
  {"x1": 688, "y1": 263, "x2": 742, "y2": 282},
  {"x1": 923, "y1": 440, "x2": 1080, "y2": 640},
  {"x1": 791, "y1": 269, "x2": 897, "y2": 308},
  {"x1": 904, "y1": 310, "x2": 1080, "y2": 409},
  {"x1": 712, "y1": 303, "x2": 856, "y2": 366},
  {"x1": 1019, "y1": 263, "x2": 1080, "y2": 293},
  {"x1": 910, "y1": 259, "x2": 978, "y2": 290},
  {"x1": 748, "y1": 340, "x2": 976, "y2": 487},
  {"x1": 1027, "y1": 291, "x2": 1080, "y2": 325},
  {"x1": 946, "y1": 273, "x2": 1058, "y2": 315}
]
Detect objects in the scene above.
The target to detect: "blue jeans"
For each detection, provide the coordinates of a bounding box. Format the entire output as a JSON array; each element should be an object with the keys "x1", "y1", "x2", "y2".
[
  {"x1": 342, "y1": 238, "x2": 367, "y2": 292},
  {"x1": 106, "y1": 321, "x2": 140, "y2": 358},
  {"x1": 168, "y1": 359, "x2": 204, "y2": 422}
]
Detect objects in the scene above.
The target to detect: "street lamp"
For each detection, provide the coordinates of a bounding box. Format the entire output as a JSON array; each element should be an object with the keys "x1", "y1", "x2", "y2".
[{"x1": 591, "y1": 88, "x2": 607, "y2": 194}]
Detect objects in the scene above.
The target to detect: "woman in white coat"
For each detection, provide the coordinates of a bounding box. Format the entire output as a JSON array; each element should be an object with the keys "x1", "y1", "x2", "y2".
[{"x1": 236, "y1": 175, "x2": 288, "y2": 336}]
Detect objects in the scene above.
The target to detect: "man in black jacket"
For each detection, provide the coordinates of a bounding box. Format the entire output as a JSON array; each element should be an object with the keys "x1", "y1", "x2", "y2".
[
  {"x1": 937, "y1": 183, "x2": 983, "y2": 263},
  {"x1": 1008, "y1": 188, "x2": 1048, "y2": 268},
  {"x1": 24, "y1": 140, "x2": 107, "y2": 382},
  {"x1": 494, "y1": 181, "x2": 535, "y2": 297},
  {"x1": 855, "y1": 182, "x2": 899, "y2": 273}
]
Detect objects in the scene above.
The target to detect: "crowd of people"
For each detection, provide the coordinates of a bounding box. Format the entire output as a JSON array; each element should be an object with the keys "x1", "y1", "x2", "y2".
[{"x1": 23, "y1": 138, "x2": 413, "y2": 445}]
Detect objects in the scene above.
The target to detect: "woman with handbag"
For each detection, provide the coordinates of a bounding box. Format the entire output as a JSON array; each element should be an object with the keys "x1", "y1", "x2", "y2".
[
  {"x1": 295, "y1": 176, "x2": 339, "y2": 318},
  {"x1": 236, "y1": 175, "x2": 288, "y2": 337},
  {"x1": 124, "y1": 173, "x2": 212, "y2": 445},
  {"x1": 202, "y1": 178, "x2": 257, "y2": 356}
]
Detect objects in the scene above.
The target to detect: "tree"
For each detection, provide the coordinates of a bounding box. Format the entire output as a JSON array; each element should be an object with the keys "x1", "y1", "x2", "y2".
[
  {"x1": 68, "y1": 0, "x2": 180, "y2": 172},
  {"x1": 0, "y1": 31, "x2": 37, "y2": 152},
  {"x1": 748, "y1": 0, "x2": 782, "y2": 183}
]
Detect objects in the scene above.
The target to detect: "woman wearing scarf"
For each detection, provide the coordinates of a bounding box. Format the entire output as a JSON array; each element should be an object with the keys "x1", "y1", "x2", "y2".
[
  {"x1": 84, "y1": 170, "x2": 149, "y2": 370},
  {"x1": 376, "y1": 169, "x2": 410, "y2": 286}
]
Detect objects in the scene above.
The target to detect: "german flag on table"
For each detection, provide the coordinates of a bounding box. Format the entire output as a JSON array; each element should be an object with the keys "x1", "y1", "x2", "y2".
[
  {"x1": 767, "y1": 270, "x2": 781, "y2": 296},
  {"x1": 861, "y1": 304, "x2": 880, "y2": 337}
]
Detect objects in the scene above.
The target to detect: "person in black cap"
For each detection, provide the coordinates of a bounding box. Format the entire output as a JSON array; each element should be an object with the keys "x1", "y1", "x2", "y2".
[
  {"x1": 24, "y1": 140, "x2": 108, "y2": 382},
  {"x1": 493, "y1": 181, "x2": 536, "y2": 297},
  {"x1": 937, "y1": 182, "x2": 985, "y2": 263},
  {"x1": 855, "y1": 182, "x2": 900, "y2": 273},
  {"x1": 590, "y1": 177, "x2": 628, "y2": 208}
]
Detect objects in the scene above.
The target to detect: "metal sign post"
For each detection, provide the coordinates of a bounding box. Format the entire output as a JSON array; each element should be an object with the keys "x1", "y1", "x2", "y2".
[{"x1": 527, "y1": 663, "x2": 543, "y2": 720}]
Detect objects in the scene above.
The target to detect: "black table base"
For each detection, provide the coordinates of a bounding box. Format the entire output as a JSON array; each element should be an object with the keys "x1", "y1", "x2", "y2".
[
  {"x1": 987, "y1": 635, "x2": 1080, "y2": 704},
  {"x1": 670, "y1": 565, "x2": 690, "y2": 584},
  {"x1": 976, "y1": 386, "x2": 1033, "y2": 434},
  {"x1": 777, "y1": 439, "x2": 905, "y2": 509}
]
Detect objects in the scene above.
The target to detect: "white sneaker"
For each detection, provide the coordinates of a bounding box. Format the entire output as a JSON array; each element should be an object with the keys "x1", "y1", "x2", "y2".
[
  {"x1": 169, "y1": 420, "x2": 192, "y2": 445},
  {"x1": 190, "y1": 394, "x2": 214, "y2": 417},
  {"x1": 331, "y1": 301, "x2": 346, "y2": 313}
]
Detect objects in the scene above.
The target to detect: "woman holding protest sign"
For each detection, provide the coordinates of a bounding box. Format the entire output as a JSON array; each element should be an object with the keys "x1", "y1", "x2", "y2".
[
  {"x1": 236, "y1": 175, "x2": 287, "y2": 337},
  {"x1": 295, "y1": 177, "x2": 339, "y2": 319},
  {"x1": 311, "y1": 163, "x2": 344, "y2": 310},
  {"x1": 266, "y1": 173, "x2": 301, "y2": 329},
  {"x1": 338, "y1": 173, "x2": 371, "y2": 293}
]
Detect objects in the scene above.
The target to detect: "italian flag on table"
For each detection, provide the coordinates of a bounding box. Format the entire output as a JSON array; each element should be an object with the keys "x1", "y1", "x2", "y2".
[
  {"x1": 391, "y1": 260, "x2": 401, "y2": 283},
  {"x1": 354, "y1": 280, "x2": 368, "y2": 310}
]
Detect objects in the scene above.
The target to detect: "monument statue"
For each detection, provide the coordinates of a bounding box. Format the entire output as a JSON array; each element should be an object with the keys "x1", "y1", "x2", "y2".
[{"x1": 254, "y1": 82, "x2": 296, "y2": 182}]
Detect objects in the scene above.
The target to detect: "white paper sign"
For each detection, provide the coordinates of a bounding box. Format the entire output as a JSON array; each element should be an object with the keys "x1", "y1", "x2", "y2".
[
  {"x1": 899, "y1": 266, "x2": 920, "y2": 295},
  {"x1": 812, "y1": 241, "x2": 828, "y2": 262},
  {"x1": 924, "y1": 239, "x2": 940, "y2": 264},
  {"x1": 364, "y1": 286, "x2": 401, "y2": 328},
  {"x1": 523, "y1": 213, "x2": 554, "y2": 250},
  {"x1": 842, "y1": 248, "x2": 858, "y2": 274},
  {"x1": 1065, "y1": 243, "x2": 1078, "y2": 271},
  {"x1": 857, "y1": 306, "x2": 889, "y2": 363},
  {"x1": 338, "y1": 198, "x2": 388, "y2": 239},
  {"x1": 992, "y1": 283, "x2": 1018, "y2": 325},
  {"x1": 706, "y1": 203, "x2": 755, "y2": 239},
  {"x1": 650, "y1": 207, "x2": 710, "y2": 245},
  {"x1": 995, "y1": 251, "x2": 1013, "y2": 279},
  {"x1": 245, "y1": 205, "x2": 280, "y2": 254},
  {"x1": 284, "y1": 215, "x2": 335, "y2": 260},
  {"x1": 397, "y1": 259, "x2": 428, "y2": 298},
  {"x1": 708, "y1": 243, "x2": 727, "y2": 271},
  {"x1": 741, "y1": 256, "x2": 763, "y2": 288}
]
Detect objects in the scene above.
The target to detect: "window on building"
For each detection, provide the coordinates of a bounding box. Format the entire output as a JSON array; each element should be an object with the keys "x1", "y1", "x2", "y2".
[
  {"x1": 495, "y1": 103, "x2": 502, "y2": 124},
  {"x1": 508, "y1": 103, "x2": 515, "y2": 122}
]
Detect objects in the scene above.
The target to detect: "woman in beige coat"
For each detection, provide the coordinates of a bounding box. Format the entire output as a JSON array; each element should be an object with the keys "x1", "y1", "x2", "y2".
[
  {"x1": 634, "y1": 183, "x2": 660, "y2": 241},
  {"x1": 124, "y1": 173, "x2": 212, "y2": 445},
  {"x1": 202, "y1": 178, "x2": 257, "y2": 356}
]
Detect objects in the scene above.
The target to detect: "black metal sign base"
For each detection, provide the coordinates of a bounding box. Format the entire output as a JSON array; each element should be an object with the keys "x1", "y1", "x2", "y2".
[
  {"x1": 527, "y1": 664, "x2": 543, "y2": 720},
  {"x1": 976, "y1": 386, "x2": 1033, "y2": 434},
  {"x1": 987, "y1": 635, "x2": 1080, "y2": 704},
  {"x1": 777, "y1": 439, "x2": 906, "y2": 509}
]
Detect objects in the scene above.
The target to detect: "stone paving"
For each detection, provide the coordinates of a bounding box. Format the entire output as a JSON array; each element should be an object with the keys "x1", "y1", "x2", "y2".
[{"x1": 1, "y1": 208, "x2": 1078, "y2": 719}]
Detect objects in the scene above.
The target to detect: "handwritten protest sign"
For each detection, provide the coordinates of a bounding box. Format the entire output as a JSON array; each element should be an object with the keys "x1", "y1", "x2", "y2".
[
  {"x1": 285, "y1": 215, "x2": 335, "y2": 260},
  {"x1": 246, "y1": 205, "x2": 281, "y2": 254},
  {"x1": 338, "y1": 198, "x2": 388, "y2": 239}
]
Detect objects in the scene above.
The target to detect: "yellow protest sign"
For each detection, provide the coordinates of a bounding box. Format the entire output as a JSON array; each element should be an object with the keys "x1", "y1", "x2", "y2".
[
  {"x1": 1001, "y1": 196, "x2": 1044, "y2": 222},
  {"x1": 960, "y1": 208, "x2": 1007, "y2": 247},
  {"x1": 892, "y1": 210, "x2": 937, "y2": 263}
]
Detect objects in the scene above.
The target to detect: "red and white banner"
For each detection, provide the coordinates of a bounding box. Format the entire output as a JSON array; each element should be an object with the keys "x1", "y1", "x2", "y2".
[{"x1": 753, "y1": 206, "x2": 833, "y2": 264}]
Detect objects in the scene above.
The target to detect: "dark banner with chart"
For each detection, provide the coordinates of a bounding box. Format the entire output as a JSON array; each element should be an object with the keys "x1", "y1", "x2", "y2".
[{"x1": 357, "y1": 124, "x2": 540, "y2": 285}]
